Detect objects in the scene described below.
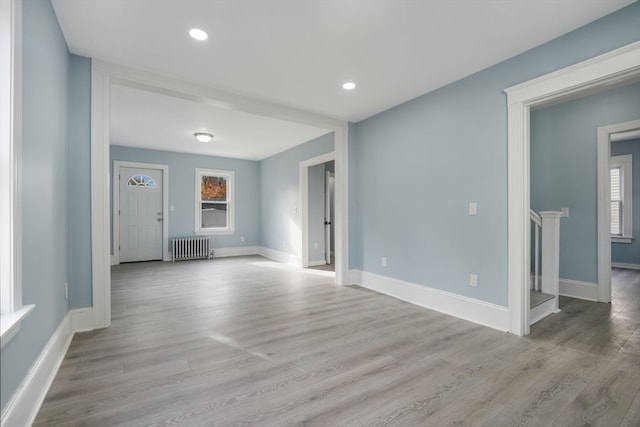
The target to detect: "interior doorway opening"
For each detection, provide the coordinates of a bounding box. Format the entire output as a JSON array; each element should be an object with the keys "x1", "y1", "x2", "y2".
[
  {"x1": 307, "y1": 163, "x2": 335, "y2": 272},
  {"x1": 505, "y1": 41, "x2": 640, "y2": 336},
  {"x1": 299, "y1": 152, "x2": 336, "y2": 274}
]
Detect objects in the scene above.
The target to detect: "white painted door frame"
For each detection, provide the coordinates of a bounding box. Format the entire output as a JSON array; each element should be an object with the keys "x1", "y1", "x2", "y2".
[
  {"x1": 505, "y1": 41, "x2": 640, "y2": 336},
  {"x1": 90, "y1": 61, "x2": 349, "y2": 329},
  {"x1": 299, "y1": 152, "x2": 335, "y2": 269},
  {"x1": 597, "y1": 120, "x2": 640, "y2": 302},
  {"x1": 325, "y1": 170, "x2": 334, "y2": 265},
  {"x1": 113, "y1": 161, "x2": 170, "y2": 265}
]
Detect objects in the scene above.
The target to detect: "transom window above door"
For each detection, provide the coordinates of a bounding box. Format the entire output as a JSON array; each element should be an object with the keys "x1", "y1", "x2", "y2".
[
  {"x1": 195, "y1": 168, "x2": 234, "y2": 234},
  {"x1": 127, "y1": 174, "x2": 157, "y2": 188}
]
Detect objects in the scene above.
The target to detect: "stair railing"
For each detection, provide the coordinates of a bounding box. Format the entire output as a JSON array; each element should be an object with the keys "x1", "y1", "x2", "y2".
[{"x1": 530, "y1": 210, "x2": 542, "y2": 292}]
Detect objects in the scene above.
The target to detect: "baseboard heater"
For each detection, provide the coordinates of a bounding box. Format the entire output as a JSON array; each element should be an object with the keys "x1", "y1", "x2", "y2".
[{"x1": 172, "y1": 237, "x2": 212, "y2": 262}]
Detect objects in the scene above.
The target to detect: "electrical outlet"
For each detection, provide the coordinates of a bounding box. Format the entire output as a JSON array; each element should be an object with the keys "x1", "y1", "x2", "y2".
[
  {"x1": 469, "y1": 202, "x2": 478, "y2": 216},
  {"x1": 381, "y1": 257, "x2": 387, "y2": 267},
  {"x1": 561, "y1": 207, "x2": 569, "y2": 218},
  {"x1": 314, "y1": 242, "x2": 319, "y2": 249},
  {"x1": 240, "y1": 236, "x2": 245, "y2": 242},
  {"x1": 64, "y1": 283, "x2": 69, "y2": 300},
  {"x1": 469, "y1": 274, "x2": 478, "y2": 287}
]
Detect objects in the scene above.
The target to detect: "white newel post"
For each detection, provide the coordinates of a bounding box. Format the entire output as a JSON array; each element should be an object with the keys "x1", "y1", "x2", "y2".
[{"x1": 539, "y1": 211, "x2": 562, "y2": 312}]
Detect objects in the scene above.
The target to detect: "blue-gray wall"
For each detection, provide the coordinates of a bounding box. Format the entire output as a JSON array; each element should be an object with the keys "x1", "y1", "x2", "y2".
[
  {"x1": 3, "y1": 0, "x2": 640, "y2": 416},
  {"x1": 611, "y1": 138, "x2": 640, "y2": 265},
  {"x1": 68, "y1": 55, "x2": 92, "y2": 308},
  {"x1": 350, "y1": 3, "x2": 640, "y2": 306},
  {"x1": 110, "y1": 146, "x2": 261, "y2": 250},
  {"x1": 260, "y1": 133, "x2": 334, "y2": 255},
  {"x1": 308, "y1": 163, "x2": 326, "y2": 263},
  {"x1": 1, "y1": 0, "x2": 71, "y2": 411},
  {"x1": 531, "y1": 83, "x2": 640, "y2": 284}
]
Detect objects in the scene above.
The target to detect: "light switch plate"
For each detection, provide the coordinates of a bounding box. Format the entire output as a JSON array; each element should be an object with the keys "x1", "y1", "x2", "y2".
[
  {"x1": 469, "y1": 202, "x2": 477, "y2": 216},
  {"x1": 469, "y1": 274, "x2": 478, "y2": 287}
]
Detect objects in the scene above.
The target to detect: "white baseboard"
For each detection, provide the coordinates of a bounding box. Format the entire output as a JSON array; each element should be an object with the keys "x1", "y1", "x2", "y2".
[
  {"x1": 530, "y1": 298, "x2": 560, "y2": 326},
  {"x1": 70, "y1": 307, "x2": 94, "y2": 332},
  {"x1": 0, "y1": 308, "x2": 95, "y2": 427},
  {"x1": 1, "y1": 312, "x2": 73, "y2": 426},
  {"x1": 258, "y1": 247, "x2": 301, "y2": 268},
  {"x1": 347, "y1": 269, "x2": 362, "y2": 285},
  {"x1": 308, "y1": 260, "x2": 327, "y2": 267},
  {"x1": 559, "y1": 278, "x2": 598, "y2": 301},
  {"x1": 214, "y1": 246, "x2": 260, "y2": 258},
  {"x1": 612, "y1": 262, "x2": 640, "y2": 270},
  {"x1": 360, "y1": 271, "x2": 509, "y2": 332}
]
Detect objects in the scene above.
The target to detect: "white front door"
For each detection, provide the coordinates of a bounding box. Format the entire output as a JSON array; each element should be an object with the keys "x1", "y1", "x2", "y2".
[{"x1": 119, "y1": 167, "x2": 163, "y2": 262}]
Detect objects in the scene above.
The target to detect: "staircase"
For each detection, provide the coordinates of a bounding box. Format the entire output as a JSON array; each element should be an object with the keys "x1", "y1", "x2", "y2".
[{"x1": 530, "y1": 210, "x2": 563, "y2": 325}]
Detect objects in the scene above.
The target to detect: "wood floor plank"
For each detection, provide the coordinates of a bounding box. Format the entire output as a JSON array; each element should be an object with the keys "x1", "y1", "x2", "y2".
[
  {"x1": 619, "y1": 388, "x2": 640, "y2": 427},
  {"x1": 33, "y1": 259, "x2": 640, "y2": 426},
  {"x1": 551, "y1": 355, "x2": 640, "y2": 427}
]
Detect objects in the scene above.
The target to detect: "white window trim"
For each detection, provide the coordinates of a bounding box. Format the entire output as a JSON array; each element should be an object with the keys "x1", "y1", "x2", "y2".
[
  {"x1": 195, "y1": 168, "x2": 235, "y2": 235},
  {"x1": 1, "y1": 0, "x2": 33, "y2": 349},
  {"x1": 611, "y1": 153, "x2": 633, "y2": 243}
]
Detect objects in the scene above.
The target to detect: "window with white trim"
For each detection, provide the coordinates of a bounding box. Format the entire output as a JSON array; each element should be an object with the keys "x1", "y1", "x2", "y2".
[
  {"x1": 1, "y1": 0, "x2": 33, "y2": 348},
  {"x1": 195, "y1": 168, "x2": 234, "y2": 234},
  {"x1": 610, "y1": 154, "x2": 633, "y2": 242},
  {"x1": 0, "y1": 0, "x2": 14, "y2": 317}
]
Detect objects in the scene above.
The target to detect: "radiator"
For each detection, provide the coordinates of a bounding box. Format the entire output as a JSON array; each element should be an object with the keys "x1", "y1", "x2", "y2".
[{"x1": 171, "y1": 237, "x2": 212, "y2": 262}]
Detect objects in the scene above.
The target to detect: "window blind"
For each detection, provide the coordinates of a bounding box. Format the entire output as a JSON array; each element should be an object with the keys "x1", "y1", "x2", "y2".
[{"x1": 610, "y1": 167, "x2": 621, "y2": 235}]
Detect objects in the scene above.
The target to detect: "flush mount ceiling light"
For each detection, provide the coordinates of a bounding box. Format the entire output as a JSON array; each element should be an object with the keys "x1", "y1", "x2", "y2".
[
  {"x1": 194, "y1": 132, "x2": 213, "y2": 143},
  {"x1": 342, "y1": 82, "x2": 356, "y2": 90},
  {"x1": 189, "y1": 28, "x2": 208, "y2": 41}
]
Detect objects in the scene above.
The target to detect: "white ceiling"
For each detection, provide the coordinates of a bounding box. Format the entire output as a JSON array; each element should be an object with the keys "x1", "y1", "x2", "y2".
[
  {"x1": 110, "y1": 84, "x2": 331, "y2": 160},
  {"x1": 52, "y1": 0, "x2": 635, "y2": 160}
]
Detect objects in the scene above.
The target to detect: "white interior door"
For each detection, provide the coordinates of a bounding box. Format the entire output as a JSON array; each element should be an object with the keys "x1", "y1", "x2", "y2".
[
  {"x1": 119, "y1": 167, "x2": 163, "y2": 262},
  {"x1": 325, "y1": 171, "x2": 334, "y2": 265}
]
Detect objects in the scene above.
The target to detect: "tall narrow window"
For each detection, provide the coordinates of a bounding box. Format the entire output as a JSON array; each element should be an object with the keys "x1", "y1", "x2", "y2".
[
  {"x1": 610, "y1": 166, "x2": 621, "y2": 235},
  {"x1": 195, "y1": 168, "x2": 234, "y2": 234},
  {"x1": 610, "y1": 154, "x2": 633, "y2": 242}
]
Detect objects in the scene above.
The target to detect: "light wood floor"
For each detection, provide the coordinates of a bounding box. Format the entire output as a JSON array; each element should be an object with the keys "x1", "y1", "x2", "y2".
[{"x1": 34, "y1": 259, "x2": 639, "y2": 426}]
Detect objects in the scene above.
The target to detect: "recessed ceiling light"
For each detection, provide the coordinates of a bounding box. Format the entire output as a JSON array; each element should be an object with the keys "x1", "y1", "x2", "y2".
[
  {"x1": 189, "y1": 28, "x2": 208, "y2": 41},
  {"x1": 342, "y1": 82, "x2": 356, "y2": 90}
]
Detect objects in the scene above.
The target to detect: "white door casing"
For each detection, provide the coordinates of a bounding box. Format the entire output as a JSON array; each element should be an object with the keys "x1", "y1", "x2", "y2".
[
  {"x1": 597, "y1": 119, "x2": 640, "y2": 302},
  {"x1": 119, "y1": 167, "x2": 163, "y2": 262},
  {"x1": 505, "y1": 41, "x2": 640, "y2": 336},
  {"x1": 300, "y1": 152, "x2": 335, "y2": 269}
]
